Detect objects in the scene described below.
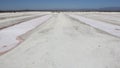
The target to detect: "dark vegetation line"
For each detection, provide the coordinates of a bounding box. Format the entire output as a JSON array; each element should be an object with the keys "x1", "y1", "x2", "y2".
[{"x1": 0, "y1": 9, "x2": 120, "y2": 13}]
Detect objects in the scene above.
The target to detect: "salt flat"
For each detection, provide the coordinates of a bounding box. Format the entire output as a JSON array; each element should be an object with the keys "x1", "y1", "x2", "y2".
[
  {"x1": 68, "y1": 14, "x2": 120, "y2": 38},
  {"x1": 0, "y1": 12, "x2": 50, "y2": 29},
  {"x1": 0, "y1": 12, "x2": 120, "y2": 68},
  {"x1": 0, "y1": 13, "x2": 52, "y2": 54}
]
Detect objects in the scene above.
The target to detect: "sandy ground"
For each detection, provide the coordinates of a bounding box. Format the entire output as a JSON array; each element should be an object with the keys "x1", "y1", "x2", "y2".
[{"x1": 0, "y1": 12, "x2": 120, "y2": 68}]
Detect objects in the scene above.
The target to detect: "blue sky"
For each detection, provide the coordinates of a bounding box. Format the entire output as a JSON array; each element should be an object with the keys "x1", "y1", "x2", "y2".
[{"x1": 0, "y1": 0, "x2": 120, "y2": 10}]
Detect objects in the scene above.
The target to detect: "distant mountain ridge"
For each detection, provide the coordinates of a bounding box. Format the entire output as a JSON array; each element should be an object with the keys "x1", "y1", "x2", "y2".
[{"x1": 99, "y1": 7, "x2": 120, "y2": 11}]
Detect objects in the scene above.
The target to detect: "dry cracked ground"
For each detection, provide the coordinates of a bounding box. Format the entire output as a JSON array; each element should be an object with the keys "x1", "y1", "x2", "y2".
[{"x1": 0, "y1": 12, "x2": 120, "y2": 68}]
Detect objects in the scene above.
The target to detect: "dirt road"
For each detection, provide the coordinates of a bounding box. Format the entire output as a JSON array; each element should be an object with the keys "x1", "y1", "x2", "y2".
[{"x1": 0, "y1": 13, "x2": 120, "y2": 68}]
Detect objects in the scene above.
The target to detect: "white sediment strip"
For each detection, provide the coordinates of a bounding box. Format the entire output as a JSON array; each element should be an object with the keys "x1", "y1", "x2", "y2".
[
  {"x1": 68, "y1": 14, "x2": 120, "y2": 38},
  {"x1": 0, "y1": 14, "x2": 52, "y2": 53}
]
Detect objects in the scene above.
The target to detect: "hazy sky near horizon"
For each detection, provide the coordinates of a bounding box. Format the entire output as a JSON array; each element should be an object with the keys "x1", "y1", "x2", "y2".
[{"x1": 0, "y1": 0, "x2": 120, "y2": 10}]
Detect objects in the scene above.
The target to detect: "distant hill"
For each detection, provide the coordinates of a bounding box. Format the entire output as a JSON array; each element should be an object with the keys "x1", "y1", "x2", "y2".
[{"x1": 98, "y1": 7, "x2": 120, "y2": 12}]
